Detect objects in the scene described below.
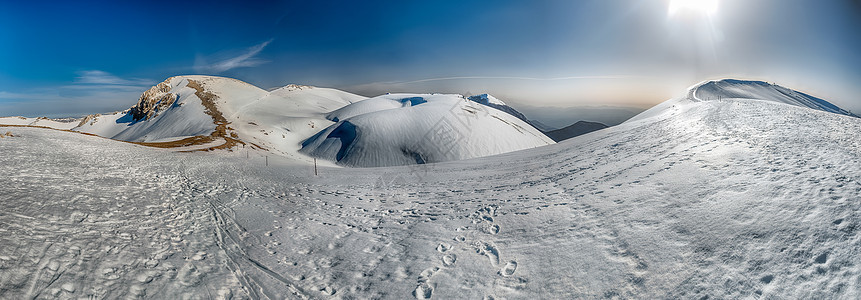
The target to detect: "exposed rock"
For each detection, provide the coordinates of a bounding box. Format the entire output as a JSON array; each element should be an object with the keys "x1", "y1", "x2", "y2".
[{"x1": 129, "y1": 79, "x2": 178, "y2": 121}]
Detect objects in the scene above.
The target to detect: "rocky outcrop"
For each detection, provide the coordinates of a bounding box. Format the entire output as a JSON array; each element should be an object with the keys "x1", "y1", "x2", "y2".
[{"x1": 129, "y1": 79, "x2": 178, "y2": 121}]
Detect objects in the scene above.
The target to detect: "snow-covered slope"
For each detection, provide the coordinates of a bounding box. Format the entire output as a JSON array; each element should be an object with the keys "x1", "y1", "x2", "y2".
[
  {"x1": 300, "y1": 93, "x2": 555, "y2": 167},
  {"x1": 467, "y1": 94, "x2": 530, "y2": 122},
  {"x1": 2, "y1": 78, "x2": 859, "y2": 299}
]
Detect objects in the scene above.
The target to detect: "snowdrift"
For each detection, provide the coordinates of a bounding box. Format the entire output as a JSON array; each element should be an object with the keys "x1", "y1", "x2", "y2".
[{"x1": 300, "y1": 93, "x2": 554, "y2": 167}]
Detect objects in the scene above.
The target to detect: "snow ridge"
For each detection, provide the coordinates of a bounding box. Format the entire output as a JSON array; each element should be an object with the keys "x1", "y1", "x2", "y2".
[{"x1": 467, "y1": 94, "x2": 531, "y2": 124}]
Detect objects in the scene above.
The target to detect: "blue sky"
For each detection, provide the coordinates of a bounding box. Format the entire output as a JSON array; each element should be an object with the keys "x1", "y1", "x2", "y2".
[{"x1": 1, "y1": 0, "x2": 860, "y2": 118}]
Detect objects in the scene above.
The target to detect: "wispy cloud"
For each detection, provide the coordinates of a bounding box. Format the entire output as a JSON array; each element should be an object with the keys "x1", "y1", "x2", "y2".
[
  {"x1": 75, "y1": 70, "x2": 155, "y2": 86},
  {"x1": 194, "y1": 39, "x2": 273, "y2": 73}
]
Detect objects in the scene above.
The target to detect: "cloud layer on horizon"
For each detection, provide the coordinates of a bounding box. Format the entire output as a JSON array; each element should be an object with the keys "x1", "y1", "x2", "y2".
[{"x1": 0, "y1": 70, "x2": 153, "y2": 117}]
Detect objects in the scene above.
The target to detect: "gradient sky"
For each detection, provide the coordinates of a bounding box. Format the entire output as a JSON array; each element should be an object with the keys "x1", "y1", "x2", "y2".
[{"x1": 1, "y1": 0, "x2": 859, "y2": 119}]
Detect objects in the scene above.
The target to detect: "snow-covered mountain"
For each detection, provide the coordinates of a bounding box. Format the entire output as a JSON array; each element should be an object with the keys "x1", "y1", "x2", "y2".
[
  {"x1": 301, "y1": 93, "x2": 554, "y2": 167},
  {"x1": 1, "y1": 76, "x2": 554, "y2": 164},
  {"x1": 2, "y1": 78, "x2": 860, "y2": 298}
]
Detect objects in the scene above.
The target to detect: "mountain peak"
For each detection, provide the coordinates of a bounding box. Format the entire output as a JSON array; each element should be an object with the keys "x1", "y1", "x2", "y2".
[{"x1": 271, "y1": 84, "x2": 315, "y2": 93}]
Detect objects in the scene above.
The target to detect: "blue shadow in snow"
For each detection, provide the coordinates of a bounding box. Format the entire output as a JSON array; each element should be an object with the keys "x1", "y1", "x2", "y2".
[{"x1": 400, "y1": 97, "x2": 427, "y2": 106}]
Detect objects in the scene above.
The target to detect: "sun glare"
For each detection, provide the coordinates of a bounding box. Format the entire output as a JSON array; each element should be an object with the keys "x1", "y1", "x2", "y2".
[{"x1": 668, "y1": 0, "x2": 719, "y2": 16}]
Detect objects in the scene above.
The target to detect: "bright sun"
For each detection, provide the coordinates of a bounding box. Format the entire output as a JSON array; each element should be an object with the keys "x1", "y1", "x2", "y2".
[{"x1": 668, "y1": 0, "x2": 719, "y2": 16}]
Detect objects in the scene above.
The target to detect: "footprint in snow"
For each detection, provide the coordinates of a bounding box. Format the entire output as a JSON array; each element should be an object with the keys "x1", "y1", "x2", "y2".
[
  {"x1": 418, "y1": 266, "x2": 440, "y2": 283},
  {"x1": 485, "y1": 224, "x2": 499, "y2": 235},
  {"x1": 499, "y1": 260, "x2": 517, "y2": 277},
  {"x1": 475, "y1": 241, "x2": 500, "y2": 267},
  {"x1": 442, "y1": 254, "x2": 457, "y2": 267},
  {"x1": 413, "y1": 282, "x2": 434, "y2": 299}
]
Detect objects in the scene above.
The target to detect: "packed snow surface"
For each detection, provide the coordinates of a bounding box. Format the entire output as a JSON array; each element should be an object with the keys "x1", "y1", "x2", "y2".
[
  {"x1": 301, "y1": 93, "x2": 554, "y2": 167},
  {"x1": 1, "y1": 80, "x2": 860, "y2": 299}
]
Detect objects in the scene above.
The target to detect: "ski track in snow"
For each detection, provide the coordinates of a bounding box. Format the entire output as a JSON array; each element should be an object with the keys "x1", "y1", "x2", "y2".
[{"x1": 2, "y1": 93, "x2": 861, "y2": 298}]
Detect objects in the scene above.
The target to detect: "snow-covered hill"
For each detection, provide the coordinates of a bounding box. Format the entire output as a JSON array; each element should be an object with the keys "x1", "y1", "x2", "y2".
[
  {"x1": 693, "y1": 79, "x2": 857, "y2": 117},
  {"x1": 629, "y1": 79, "x2": 858, "y2": 123},
  {"x1": 300, "y1": 93, "x2": 554, "y2": 167},
  {"x1": 1, "y1": 78, "x2": 859, "y2": 299}
]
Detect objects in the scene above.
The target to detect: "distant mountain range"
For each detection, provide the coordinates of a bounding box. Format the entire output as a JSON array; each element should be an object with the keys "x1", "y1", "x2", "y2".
[{"x1": 542, "y1": 120, "x2": 609, "y2": 142}]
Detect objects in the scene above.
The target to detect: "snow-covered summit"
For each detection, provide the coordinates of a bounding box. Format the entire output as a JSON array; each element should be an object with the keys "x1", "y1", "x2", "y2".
[
  {"x1": 693, "y1": 79, "x2": 858, "y2": 117},
  {"x1": 628, "y1": 79, "x2": 858, "y2": 123},
  {"x1": 301, "y1": 93, "x2": 554, "y2": 167}
]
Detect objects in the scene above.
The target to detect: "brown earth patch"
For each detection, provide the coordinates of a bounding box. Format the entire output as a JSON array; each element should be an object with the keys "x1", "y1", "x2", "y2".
[{"x1": 181, "y1": 79, "x2": 245, "y2": 151}]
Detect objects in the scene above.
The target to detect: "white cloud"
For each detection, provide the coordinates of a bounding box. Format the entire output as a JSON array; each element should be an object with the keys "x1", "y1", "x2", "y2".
[
  {"x1": 75, "y1": 70, "x2": 154, "y2": 86},
  {"x1": 194, "y1": 39, "x2": 273, "y2": 73}
]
